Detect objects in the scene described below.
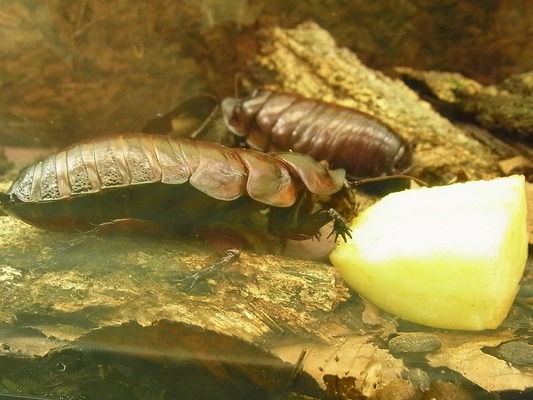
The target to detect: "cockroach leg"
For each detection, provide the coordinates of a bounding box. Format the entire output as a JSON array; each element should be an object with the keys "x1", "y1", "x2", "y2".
[
  {"x1": 177, "y1": 248, "x2": 241, "y2": 292},
  {"x1": 300, "y1": 208, "x2": 352, "y2": 242},
  {"x1": 326, "y1": 209, "x2": 352, "y2": 241},
  {"x1": 268, "y1": 192, "x2": 352, "y2": 242}
]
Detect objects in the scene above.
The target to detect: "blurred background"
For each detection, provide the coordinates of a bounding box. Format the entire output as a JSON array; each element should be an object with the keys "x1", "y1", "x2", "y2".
[{"x1": 0, "y1": 0, "x2": 531, "y2": 147}]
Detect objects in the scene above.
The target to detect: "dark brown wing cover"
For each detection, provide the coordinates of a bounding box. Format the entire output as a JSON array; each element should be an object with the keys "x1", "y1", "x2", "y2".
[{"x1": 222, "y1": 91, "x2": 413, "y2": 179}]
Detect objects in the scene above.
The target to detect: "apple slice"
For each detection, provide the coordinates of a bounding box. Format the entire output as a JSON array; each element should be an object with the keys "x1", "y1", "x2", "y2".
[{"x1": 330, "y1": 175, "x2": 528, "y2": 330}]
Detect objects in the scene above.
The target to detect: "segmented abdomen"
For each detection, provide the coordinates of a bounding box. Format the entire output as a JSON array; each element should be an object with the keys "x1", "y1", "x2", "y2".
[{"x1": 4, "y1": 134, "x2": 345, "y2": 231}]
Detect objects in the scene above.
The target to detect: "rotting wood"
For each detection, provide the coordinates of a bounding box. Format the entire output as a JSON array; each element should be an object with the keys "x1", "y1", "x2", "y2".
[
  {"x1": 397, "y1": 67, "x2": 533, "y2": 139},
  {"x1": 0, "y1": 214, "x2": 349, "y2": 350}
]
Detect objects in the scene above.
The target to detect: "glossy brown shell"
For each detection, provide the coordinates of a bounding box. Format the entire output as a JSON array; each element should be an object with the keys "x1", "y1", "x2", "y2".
[
  {"x1": 1, "y1": 134, "x2": 345, "y2": 232},
  {"x1": 222, "y1": 91, "x2": 413, "y2": 179}
]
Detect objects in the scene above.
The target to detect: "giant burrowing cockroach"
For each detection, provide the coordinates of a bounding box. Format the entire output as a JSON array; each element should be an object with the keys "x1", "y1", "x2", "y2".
[
  {"x1": 0, "y1": 133, "x2": 351, "y2": 241},
  {"x1": 221, "y1": 90, "x2": 413, "y2": 179}
]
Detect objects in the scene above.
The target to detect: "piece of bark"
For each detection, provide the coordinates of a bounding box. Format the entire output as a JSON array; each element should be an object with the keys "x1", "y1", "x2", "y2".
[
  {"x1": 246, "y1": 22, "x2": 501, "y2": 184},
  {"x1": 0, "y1": 320, "x2": 323, "y2": 399},
  {"x1": 397, "y1": 67, "x2": 533, "y2": 139},
  {"x1": 0, "y1": 214, "x2": 349, "y2": 354}
]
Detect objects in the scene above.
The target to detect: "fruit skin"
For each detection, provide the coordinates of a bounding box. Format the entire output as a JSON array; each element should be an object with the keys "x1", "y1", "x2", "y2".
[{"x1": 330, "y1": 175, "x2": 528, "y2": 331}]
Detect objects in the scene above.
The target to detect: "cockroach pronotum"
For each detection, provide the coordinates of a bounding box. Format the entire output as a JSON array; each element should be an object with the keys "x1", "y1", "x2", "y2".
[
  {"x1": 0, "y1": 133, "x2": 351, "y2": 241},
  {"x1": 221, "y1": 90, "x2": 413, "y2": 179}
]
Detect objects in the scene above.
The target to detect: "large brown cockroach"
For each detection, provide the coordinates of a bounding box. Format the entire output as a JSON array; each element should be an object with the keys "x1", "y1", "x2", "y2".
[
  {"x1": 0, "y1": 134, "x2": 351, "y2": 241},
  {"x1": 221, "y1": 90, "x2": 413, "y2": 179}
]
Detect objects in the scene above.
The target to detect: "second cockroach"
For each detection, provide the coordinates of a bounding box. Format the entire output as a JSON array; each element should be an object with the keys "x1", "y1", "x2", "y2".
[{"x1": 222, "y1": 90, "x2": 413, "y2": 179}]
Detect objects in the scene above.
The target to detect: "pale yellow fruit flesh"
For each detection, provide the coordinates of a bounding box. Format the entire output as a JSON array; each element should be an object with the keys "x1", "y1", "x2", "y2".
[{"x1": 329, "y1": 175, "x2": 528, "y2": 330}]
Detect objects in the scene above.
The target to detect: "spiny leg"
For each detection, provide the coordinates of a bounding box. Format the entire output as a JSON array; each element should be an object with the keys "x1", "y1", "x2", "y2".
[
  {"x1": 176, "y1": 249, "x2": 241, "y2": 291},
  {"x1": 268, "y1": 191, "x2": 352, "y2": 242}
]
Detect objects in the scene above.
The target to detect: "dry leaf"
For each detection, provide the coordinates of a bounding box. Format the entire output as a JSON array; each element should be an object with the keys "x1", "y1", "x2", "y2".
[
  {"x1": 273, "y1": 336, "x2": 406, "y2": 398},
  {"x1": 427, "y1": 332, "x2": 533, "y2": 392}
]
